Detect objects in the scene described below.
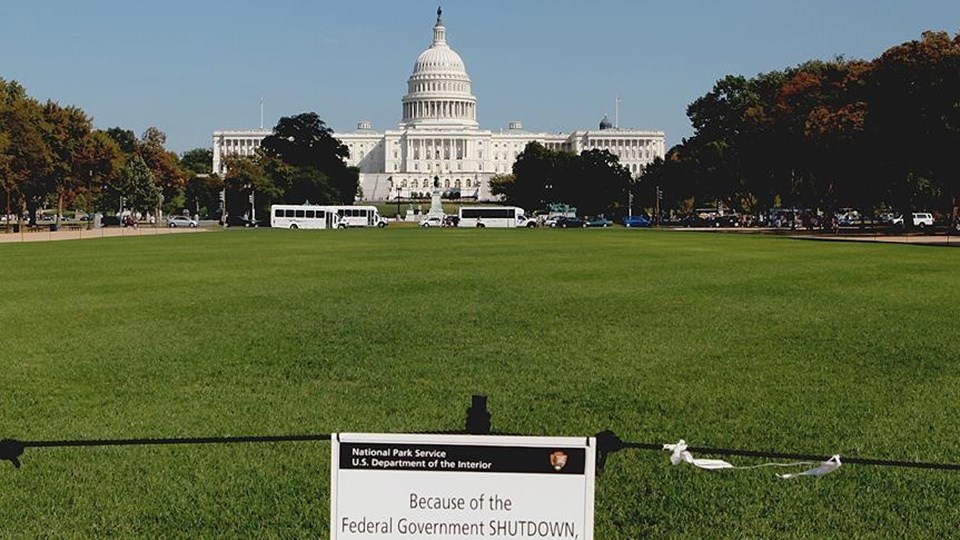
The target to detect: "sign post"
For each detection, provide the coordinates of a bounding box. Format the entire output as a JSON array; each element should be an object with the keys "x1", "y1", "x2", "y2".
[{"x1": 331, "y1": 433, "x2": 596, "y2": 539}]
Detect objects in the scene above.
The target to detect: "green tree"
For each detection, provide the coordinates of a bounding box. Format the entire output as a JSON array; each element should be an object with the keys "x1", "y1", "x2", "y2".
[
  {"x1": 40, "y1": 101, "x2": 93, "y2": 227},
  {"x1": 508, "y1": 142, "x2": 575, "y2": 210},
  {"x1": 180, "y1": 148, "x2": 220, "y2": 217},
  {"x1": 867, "y1": 31, "x2": 960, "y2": 227},
  {"x1": 116, "y1": 154, "x2": 161, "y2": 217},
  {"x1": 75, "y1": 130, "x2": 122, "y2": 225},
  {"x1": 488, "y1": 173, "x2": 516, "y2": 202},
  {"x1": 180, "y1": 148, "x2": 212, "y2": 176},
  {"x1": 3, "y1": 88, "x2": 53, "y2": 227},
  {"x1": 222, "y1": 155, "x2": 274, "y2": 220},
  {"x1": 0, "y1": 79, "x2": 31, "y2": 230},
  {"x1": 572, "y1": 149, "x2": 633, "y2": 216},
  {"x1": 104, "y1": 127, "x2": 137, "y2": 154},
  {"x1": 260, "y1": 112, "x2": 359, "y2": 204},
  {"x1": 137, "y1": 127, "x2": 185, "y2": 216}
]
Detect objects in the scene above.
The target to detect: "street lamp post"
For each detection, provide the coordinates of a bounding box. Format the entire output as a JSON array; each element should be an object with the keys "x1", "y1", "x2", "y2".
[{"x1": 87, "y1": 170, "x2": 94, "y2": 230}]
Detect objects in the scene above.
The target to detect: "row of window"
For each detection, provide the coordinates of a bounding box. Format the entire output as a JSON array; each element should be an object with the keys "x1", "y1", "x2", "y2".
[
  {"x1": 461, "y1": 208, "x2": 515, "y2": 219},
  {"x1": 221, "y1": 139, "x2": 260, "y2": 147},
  {"x1": 397, "y1": 178, "x2": 475, "y2": 189},
  {"x1": 588, "y1": 139, "x2": 659, "y2": 148},
  {"x1": 337, "y1": 209, "x2": 370, "y2": 217},
  {"x1": 409, "y1": 81, "x2": 469, "y2": 93},
  {"x1": 275, "y1": 209, "x2": 327, "y2": 218},
  {"x1": 407, "y1": 162, "x2": 472, "y2": 172},
  {"x1": 412, "y1": 149, "x2": 465, "y2": 160}
]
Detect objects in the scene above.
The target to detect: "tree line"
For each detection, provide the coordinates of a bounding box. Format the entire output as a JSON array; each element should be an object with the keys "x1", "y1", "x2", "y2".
[
  {"x1": 638, "y1": 31, "x2": 960, "y2": 227},
  {"x1": 490, "y1": 143, "x2": 633, "y2": 217},
  {"x1": 0, "y1": 78, "x2": 223, "y2": 229},
  {"x1": 0, "y1": 79, "x2": 357, "y2": 229}
]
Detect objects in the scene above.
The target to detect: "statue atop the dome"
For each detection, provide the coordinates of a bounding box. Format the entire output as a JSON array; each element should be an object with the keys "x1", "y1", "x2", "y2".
[{"x1": 437, "y1": 6, "x2": 442, "y2": 24}]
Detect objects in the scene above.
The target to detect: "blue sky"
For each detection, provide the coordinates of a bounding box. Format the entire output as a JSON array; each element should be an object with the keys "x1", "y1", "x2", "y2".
[{"x1": 2, "y1": 1, "x2": 957, "y2": 154}]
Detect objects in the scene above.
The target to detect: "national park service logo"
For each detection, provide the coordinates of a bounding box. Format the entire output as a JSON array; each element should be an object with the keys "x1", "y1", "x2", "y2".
[{"x1": 549, "y1": 450, "x2": 568, "y2": 471}]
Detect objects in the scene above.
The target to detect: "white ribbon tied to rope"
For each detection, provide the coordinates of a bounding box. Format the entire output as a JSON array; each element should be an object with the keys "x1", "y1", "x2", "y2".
[
  {"x1": 664, "y1": 439, "x2": 736, "y2": 470},
  {"x1": 663, "y1": 439, "x2": 842, "y2": 478},
  {"x1": 777, "y1": 455, "x2": 842, "y2": 479}
]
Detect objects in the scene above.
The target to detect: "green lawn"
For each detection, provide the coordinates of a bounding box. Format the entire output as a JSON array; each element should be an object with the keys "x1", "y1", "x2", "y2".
[{"x1": 2, "y1": 229, "x2": 960, "y2": 537}]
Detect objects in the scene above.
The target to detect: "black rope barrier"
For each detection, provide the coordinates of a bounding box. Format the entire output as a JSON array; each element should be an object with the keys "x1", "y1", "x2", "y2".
[
  {"x1": 2, "y1": 396, "x2": 959, "y2": 473},
  {"x1": 594, "y1": 430, "x2": 960, "y2": 473},
  {"x1": 0, "y1": 434, "x2": 331, "y2": 469}
]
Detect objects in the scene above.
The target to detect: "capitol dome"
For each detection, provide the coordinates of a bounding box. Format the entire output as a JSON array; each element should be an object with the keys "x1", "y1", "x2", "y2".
[
  {"x1": 401, "y1": 8, "x2": 478, "y2": 129},
  {"x1": 414, "y1": 42, "x2": 465, "y2": 72}
]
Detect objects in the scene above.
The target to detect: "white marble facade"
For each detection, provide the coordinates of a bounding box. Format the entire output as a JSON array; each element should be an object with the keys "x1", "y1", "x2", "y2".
[{"x1": 213, "y1": 9, "x2": 665, "y2": 202}]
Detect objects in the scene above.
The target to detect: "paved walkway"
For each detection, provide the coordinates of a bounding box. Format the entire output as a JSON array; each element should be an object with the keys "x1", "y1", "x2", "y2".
[{"x1": 0, "y1": 226, "x2": 207, "y2": 244}]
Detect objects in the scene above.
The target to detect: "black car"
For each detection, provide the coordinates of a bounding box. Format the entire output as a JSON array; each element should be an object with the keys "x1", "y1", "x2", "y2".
[
  {"x1": 100, "y1": 215, "x2": 121, "y2": 227},
  {"x1": 555, "y1": 216, "x2": 587, "y2": 228},
  {"x1": 225, "y1": 215, "x2": 255, "y2": 228}
]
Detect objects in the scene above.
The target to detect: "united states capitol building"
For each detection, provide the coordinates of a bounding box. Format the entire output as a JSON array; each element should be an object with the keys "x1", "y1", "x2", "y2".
[{"x1": 212, "y1": 9, "x2": 665, "y2": 202}]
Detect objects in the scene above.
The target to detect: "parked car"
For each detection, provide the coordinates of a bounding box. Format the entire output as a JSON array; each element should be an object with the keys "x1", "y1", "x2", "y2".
[
  {"x1": 622, "y1": 215, "x2": 651, "y2": 228},
  {"x1": 517, "y1": 214, "x2": 538, "y2": 228},
  {"x1": 585, "y1": 216, "x2": 613, "y2": 228},
  {"x1": 912, "y1": 212, "x2": 934, "y2": 230},
  {"x1": 680, "y1": 215, "x2": 709, "y2": 227},
  {"x1": 716, "y1": 214, "x2": 741, "y2": 227},
  {"x1": 100, "y1": 215, "x2": 121, "y2": 227},
  {"x1": 543, "y1": 216, "x2": 562, "y2": 227},
  {"x1": 555, "y1": 216, "x2": 587, "y2": 228},
  {"x1": 419, "y1": 216, "x2": 443, "y2": 227},
  {"x1": 225, "y1": 215, "x2": 255, "y2": 228},
  {"x1": 167, "y1": 215, "x2": 198, "y2": 228}
]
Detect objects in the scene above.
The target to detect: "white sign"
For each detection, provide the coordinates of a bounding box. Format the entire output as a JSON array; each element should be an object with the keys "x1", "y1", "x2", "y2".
[{"x1": 331, "y1": 433, "x2": 596, "y2": 539}]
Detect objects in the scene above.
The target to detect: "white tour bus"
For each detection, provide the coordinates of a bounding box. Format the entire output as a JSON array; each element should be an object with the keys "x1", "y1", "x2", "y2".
[
  {"x1": 270, "y1": 204, "x2": 342, "y2": 229},
  {"x1": 458, "y1": 206, "x2": 537, "y2": 228},
  {"x1": 324, "y1": 205, "x2": 388, "y2": 228}
]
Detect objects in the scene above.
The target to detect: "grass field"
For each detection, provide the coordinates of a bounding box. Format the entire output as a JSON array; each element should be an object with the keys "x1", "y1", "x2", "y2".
[{"x1": 3, "y1": 228, "x2": 960, "y2": 537}]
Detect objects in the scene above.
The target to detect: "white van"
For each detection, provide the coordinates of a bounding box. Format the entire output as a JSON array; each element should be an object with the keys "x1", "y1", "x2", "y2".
[
  {"x1": 271, "y1": 205, "x2": 342, "y2": 229},
  {"x1": 324, "y1": 205, "x2": 388, "y2": 228},
  {"x1": 457, "y1": 206, "x2": 537, "y2": 228}
]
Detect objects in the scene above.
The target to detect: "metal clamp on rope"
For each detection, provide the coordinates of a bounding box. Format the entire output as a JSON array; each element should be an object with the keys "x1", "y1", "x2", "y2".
[
  {"x1": 0, "y1": 439, "x2": 24, "y2": 469},
  {"x1": 594, "y1": 430, "x2": 625, "y2": 474}
]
